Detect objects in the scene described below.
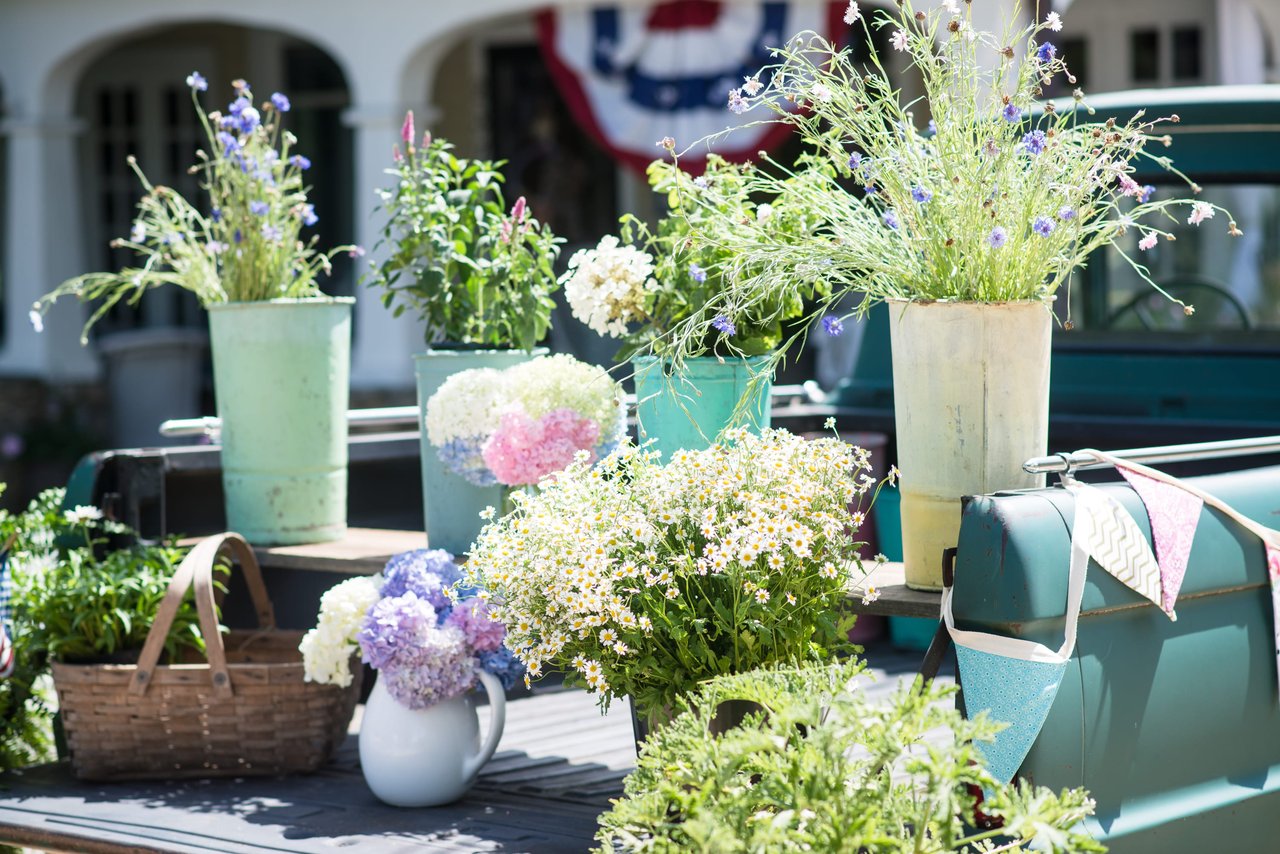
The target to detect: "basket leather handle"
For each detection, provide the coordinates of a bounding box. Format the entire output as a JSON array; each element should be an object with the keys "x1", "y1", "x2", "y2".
[{"x1": 129, "y1": 533, "x2": 277, "y2": 699}]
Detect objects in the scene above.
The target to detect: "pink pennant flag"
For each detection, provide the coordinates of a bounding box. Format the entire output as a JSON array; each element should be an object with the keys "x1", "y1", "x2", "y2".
[
  {"x1": 1269, "y1": 545, "x2": 1280, "y2": 702},
  {"x1": 1118, "y1": 464, "x2": 1203, "y2": 618}
]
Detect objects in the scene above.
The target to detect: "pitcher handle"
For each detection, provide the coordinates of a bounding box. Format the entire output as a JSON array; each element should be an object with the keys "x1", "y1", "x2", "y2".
[{"x1": 462, "y1": 670, "x2": 506, "y2": 784}]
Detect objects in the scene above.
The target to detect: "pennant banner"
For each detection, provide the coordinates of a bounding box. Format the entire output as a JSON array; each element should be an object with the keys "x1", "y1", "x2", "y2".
[
  {"x1": 536, "y1": 2, "x2": 844, "y2": 174},
  {"x1": 1073, "y1": 483, "x2": 1165, "y2": 614},
  {"x1": 1118, "y1": 464, "x2": 1203, "y2": 618},
  {"x1": 1270, "y1": 545, "x2": 1280, "y2": 698}
]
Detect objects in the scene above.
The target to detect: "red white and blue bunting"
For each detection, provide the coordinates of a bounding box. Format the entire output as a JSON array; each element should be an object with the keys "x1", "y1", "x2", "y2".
[{"x1": 537, "y1": 1, "x2": 845, "y2": 174}]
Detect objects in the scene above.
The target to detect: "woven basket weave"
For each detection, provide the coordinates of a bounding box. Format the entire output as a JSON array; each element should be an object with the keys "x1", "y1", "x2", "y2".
[{"x1": 51, "y1": 533, "x2": 361, "y2": 781}]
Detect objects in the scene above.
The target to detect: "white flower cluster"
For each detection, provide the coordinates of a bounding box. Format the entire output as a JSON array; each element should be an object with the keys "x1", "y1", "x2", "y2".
[
  {"x1": 300, "y1": 575, "x2": 381, "y2": 687},
  {"x1": 424, "y1": 367, "x2": 509, "y2": 446},
  {"x1": 464, "y1": 428, "x2": 876, "y2": 702},
  {"x1": 561, "y1": 235, "x2": 658, "y2": 338},
  {"x1": 505, "y1": 354, "x2": 624, "y2": 440}
]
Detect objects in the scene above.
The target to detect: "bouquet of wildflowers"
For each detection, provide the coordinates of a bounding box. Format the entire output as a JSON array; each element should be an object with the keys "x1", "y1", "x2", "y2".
[
  {"x1": 34, "y1": 73, "x2": 354, "y2": 339},
  {"x1": 562, "y1": 155, "x2": 823, "y2": 360},
  {"x1": 368, "y1": 114, "x2": 563, "y2": 350},
  {"x1": 463, "y1": 427, "x2": 880, "y2": 721},
  {"x1": 301, "y1": 549, "x2": 522, "y2": 710},
  {"x1": 660, "y1": 0, "x2": 1241, "y2": 365},
  {"x1": 424, "y1": 354, "x2": 626, "y2": 487}
]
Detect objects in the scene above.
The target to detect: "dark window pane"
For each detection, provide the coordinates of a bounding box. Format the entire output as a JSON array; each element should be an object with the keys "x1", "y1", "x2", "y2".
[
  {"x1": 123, "y1": 88, "x2": 137, "y2": 125},
  {"x1": 1131, "y1": 29, "x2": 1160, "y2": 82},
  {"x1": 1045, "y1": 36, "x2": 1087, "y2": 96},
  {"x1": 98, "y1": 90, "x2": 113, "y2": 126},
  {"x1": 1173, "y1": 27, "x2": 1202, "y2": 80}
]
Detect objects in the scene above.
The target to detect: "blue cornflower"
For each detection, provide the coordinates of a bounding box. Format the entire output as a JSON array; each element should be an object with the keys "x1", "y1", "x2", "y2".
[
  {"x1": 689, "y1": 262, "x2": 707, "y2": 283},
  {"x1": 927, "y1": 119, "x2": 937, "y2": 136},
  {"x1": 1036, "y1": 42, "x2": 1056, "y2": 63},
  {"x1": 238, "y1": 106, "x2": 261, "y2": 134},
  {"x1": 1033, "y1": 216, "x2": 1055, "y2": 237},
  {"x1": 1001, "y1": 102, "x2": 1021, "y2": 122},
  {"x1": 210, "y1": 207, "x2": 222, "y2": 222},
  {"x1": 911, "y1": 185, "x2": 932, "y2": 203},
  {"x1": 261, "y1": 224, "x2": 282, "y2": 241},
  {"x1": 863, "y1": 184, "x2": 877, "y2": 195},
  {"x1": 219, "y1": 114, "x2": 240, "y2": 131},
  {"x1": 233, "y1": 228, "x2": 243, "y2": 244},
  {"x1": 1138, "y1": 184, "x2": 1156, "y2": 204},
  {"x1": 270, "y1": 92, "x2": 291, "y2": 112},
  {"x1": 300, "y1": 204, "x2": 318, "y2": 227},
  {"x1": 693, "y1": 176, "x2": 709, "y2": 190},
  {"x1": 289, "y1": 154, "x2": 312, "y2": 170},
  {"x1": 882, "y1": 210, "x2": 900, "y2": 230},
  {"x1": 987, "y1": 226, "x2": 1008, "y2": 248},
  {"x1": 711, "y1": 315, "x2": 737, "y2": 336},
  {"x1": 822, "y1": 315, "x2": 844, "y2": 336},
  {"x1": 215, "y1": 131, "x2": 240, "y2": 154},
  {"x1": 228, "y1": 96, "x2": 250, "y2": 116},
  {"x1": 1021, "y1": 129, "x2": 1047, "y2": 155},
  {"x1": 249, "y1": 200, "x2": 269, "y2": 216},
  {"x1": 848, "y1": 151, "x2": 863, "y2": 171},
  {"x1": 1058, "y1": 206, "x2": 1078, "y2": 221},
  {"x1": 185, "y1": 72, "x2": 208, "y2": 92}
]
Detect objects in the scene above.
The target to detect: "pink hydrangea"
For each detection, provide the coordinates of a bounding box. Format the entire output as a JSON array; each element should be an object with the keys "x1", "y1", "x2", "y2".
[
  {"x1": 445, "y1": 597, "x2": 506, "y2": 652},
  {"x1": 482, "y1": 408, "x2": 600, "y2": 486}
]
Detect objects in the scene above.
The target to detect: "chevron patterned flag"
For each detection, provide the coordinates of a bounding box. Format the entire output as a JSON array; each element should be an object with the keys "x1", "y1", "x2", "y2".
[
  {"x1": 1073, "y1": 483, "x2": 1166, "y2": 615},
  {"x1": 1117, "y1": 464, "x2": 1203, "y2": 618},
  {"x1": 1270, "y1": 546, "x2": 1280, "y2": 699}
]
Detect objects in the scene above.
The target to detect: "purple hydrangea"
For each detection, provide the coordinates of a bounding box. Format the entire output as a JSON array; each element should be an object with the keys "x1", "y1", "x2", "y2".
[
  {"x1": 1033, "y1": 216, "x2": 1055, "y2": 237},
  {"x1": 911, "y1": 185, "x2": 932, "y2": 203},
  {"x1": 822, "y1": 315, "x2": 844, "y2": 336},
  {"x1": 712, "y1": 315, "x2": 737, "y2": 336},
  {"x1": 1001, "y1": 103, "x2": 1021, "y2": 122},
  {"x1": 689, "y1": 262, "x2": 707, "y2": 284},
  {"x1": 380, "y1": 548, "x2": 462, "y2": 610},
  {"x1": 437, "y1": 435, "x2": 498, "y2": 486},
  {"x1": 358, "y1": 591, "x2": 437, "y2": 670},
  {"x1": 988, "y1": 226, "x2": 1008, "y2": 248},
  {"x1": 270, "y1": 92, "x2": 291, "y2": 112},
  {"x1": 445, "y1": 597, "x2": 506, "y2": 653},
  {"x1": 1022, "y1": 129, "x2": 1047, "y2": 155},
  {"x1": 358, "y1": 593, "x2": 476, "y2": 710}
]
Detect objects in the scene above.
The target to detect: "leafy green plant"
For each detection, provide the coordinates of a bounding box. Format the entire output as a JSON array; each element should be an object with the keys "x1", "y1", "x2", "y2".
[
  {"x1": 562, "y1": 154, "x2": 825, "y2": 360},
  {"x1": 596, "y1": 659, "x2": 1103, "y2": 853},
  {"x1": 368, "y1": 114, "x2": 563, "y2": 350},
  {"x1": 32, "y1": 74, "x2": 353, "y2": 339}
]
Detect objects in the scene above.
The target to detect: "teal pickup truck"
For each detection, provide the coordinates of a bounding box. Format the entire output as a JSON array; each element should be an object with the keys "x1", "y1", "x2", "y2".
[{"x1": 835, "y1": 85, "x2": 1280, "y2": 453}]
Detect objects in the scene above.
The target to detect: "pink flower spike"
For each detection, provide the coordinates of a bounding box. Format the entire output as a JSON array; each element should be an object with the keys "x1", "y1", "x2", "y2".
[
  {"x1": 422, "y1": 130, "x2": 432, "y2": 148},
  {"x1": 401, "y1": 110, "x2": 415, "y2": 145},
  {"x1": 1138, "y1": 233, "x2": 1158, "y2": 251},
  {"x1": 511, "y1": 196, "x2": 527, "y2": 222},
  {"x1": 392, "y1": 144, "x2": 403, "y2": 163}
]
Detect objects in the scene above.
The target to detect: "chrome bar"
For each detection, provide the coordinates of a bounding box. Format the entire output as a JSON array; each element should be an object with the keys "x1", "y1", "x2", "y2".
[
  {"x1": 1023, "y1": 434, "x2": 1280, "y2": 474},
  {"x1": 158, "y1": 383, "x2": 826, "y2": 439}
]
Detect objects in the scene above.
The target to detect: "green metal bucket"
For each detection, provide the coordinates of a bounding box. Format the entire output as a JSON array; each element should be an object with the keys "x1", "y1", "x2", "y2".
[
  {"x1": 631, "y1": 355, "x2": 773, "y2": 460},
  {"x1": 208, "y1": 298, "x2": 353, "y2": 545},
  {"x1": 414, "y1": 348, "x2": 544, "y2": 555}
]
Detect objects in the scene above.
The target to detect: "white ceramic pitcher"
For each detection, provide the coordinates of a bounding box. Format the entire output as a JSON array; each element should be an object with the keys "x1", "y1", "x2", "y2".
[{"x1": 358, "y1": 670, "x2": 506, "y2": 807}]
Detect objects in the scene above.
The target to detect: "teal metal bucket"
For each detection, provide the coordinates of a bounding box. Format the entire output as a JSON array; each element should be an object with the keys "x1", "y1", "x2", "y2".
[
  {"x1": 632, "y1": 355, "x2": 772, "y2": 460},
  {"x1": 414, "y1": 348, "x2": 544, "y2": 555},
  {"x1": 208, "y1": 298, "x2": 353, "y2": 546}
]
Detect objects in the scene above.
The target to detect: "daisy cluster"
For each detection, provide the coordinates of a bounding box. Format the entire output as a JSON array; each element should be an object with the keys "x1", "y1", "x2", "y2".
[
  {"x1": 425, "y1": 355, "x2": 625, "y2": 487},
  {"x1": 300, "y1": 549, "x2": 524, "y2": 709},
  {"x1": 562, "y1": 235, "x2": 659, "y2": 338},
  {"x1": 464, "y1": 428, "x2": 875, "y2": 715}
]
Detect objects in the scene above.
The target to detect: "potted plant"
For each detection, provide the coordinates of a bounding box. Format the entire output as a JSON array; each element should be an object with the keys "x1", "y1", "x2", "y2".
[
  {"x1": 301, "y1": 549, "x2": 523, "y2": 807},
  {"x1": 367, "y1": 114, "x2": 564, "y2": 554},
  {"x1": 562, "y1": 154, "x2": 824, "y2": 458},
  {"x1": 463, "y1": 427, "x2": 879, "y2": 729},
  {"x1": 661, "y1": 1, "x2": 1240, "y2": 589},
  {"x1": 595, "y1": 659, "x2": 1103, "y2": 853},
  {"x1": 424, "y1": 353, "x2": 625, "y2": 494},
  {"x1": 33, "y1": 74, "x2": 357, "y2": 545}
]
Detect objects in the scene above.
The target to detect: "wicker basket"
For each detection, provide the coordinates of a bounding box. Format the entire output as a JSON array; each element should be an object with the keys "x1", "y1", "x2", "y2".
[{"x1": 51, "y1": 533, "x2": 361, "y2": 781}]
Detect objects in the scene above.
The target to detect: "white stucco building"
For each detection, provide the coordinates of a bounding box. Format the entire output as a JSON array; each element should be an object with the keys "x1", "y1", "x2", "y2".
[{"x1": 0, "y1": 0, "x2": 1275, "y2": 451}]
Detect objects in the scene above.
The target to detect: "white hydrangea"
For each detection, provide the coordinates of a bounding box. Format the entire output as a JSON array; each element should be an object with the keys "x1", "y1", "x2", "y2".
[
  {"x1": 300, "y1": 575, "x2": 381, "y2": 687},
  {"x1": 504, "y1": 355, "x2": 624, "y2": 440},
  {"x1": 425, "y1": 367, "x2": 509, "y2": 446},
  {"x1": 561, "y1": 235, "x2": 658, "y2": 338}
]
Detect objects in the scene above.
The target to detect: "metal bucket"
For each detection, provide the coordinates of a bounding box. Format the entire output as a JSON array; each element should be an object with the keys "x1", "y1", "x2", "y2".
[{"x1": 631, "y1": 355, "x2": 773, "y2": 460}]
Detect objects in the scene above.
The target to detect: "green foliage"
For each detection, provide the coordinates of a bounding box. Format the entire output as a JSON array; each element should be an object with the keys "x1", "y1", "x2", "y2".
[
  {"x1": 34, "y1": 78, "x2": 353, "y2": 340},
  {"x1": 596, "y1": 660, "x2": 1104, "y2": 853},
  {"x1": 368, "y1": 132, "x2": 563, "y2": 349}
]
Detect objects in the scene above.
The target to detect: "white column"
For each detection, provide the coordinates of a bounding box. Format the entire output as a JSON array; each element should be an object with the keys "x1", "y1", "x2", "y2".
[
  {"x1": 0, "y1": 114, "x2": 99, "y2": 380},
  {"x1": 1216, "y1": 0, "x2": 1267, "y2": 85},
  {"x1": 343, "y1": 103, "x2": 435, "y2": 390}
]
